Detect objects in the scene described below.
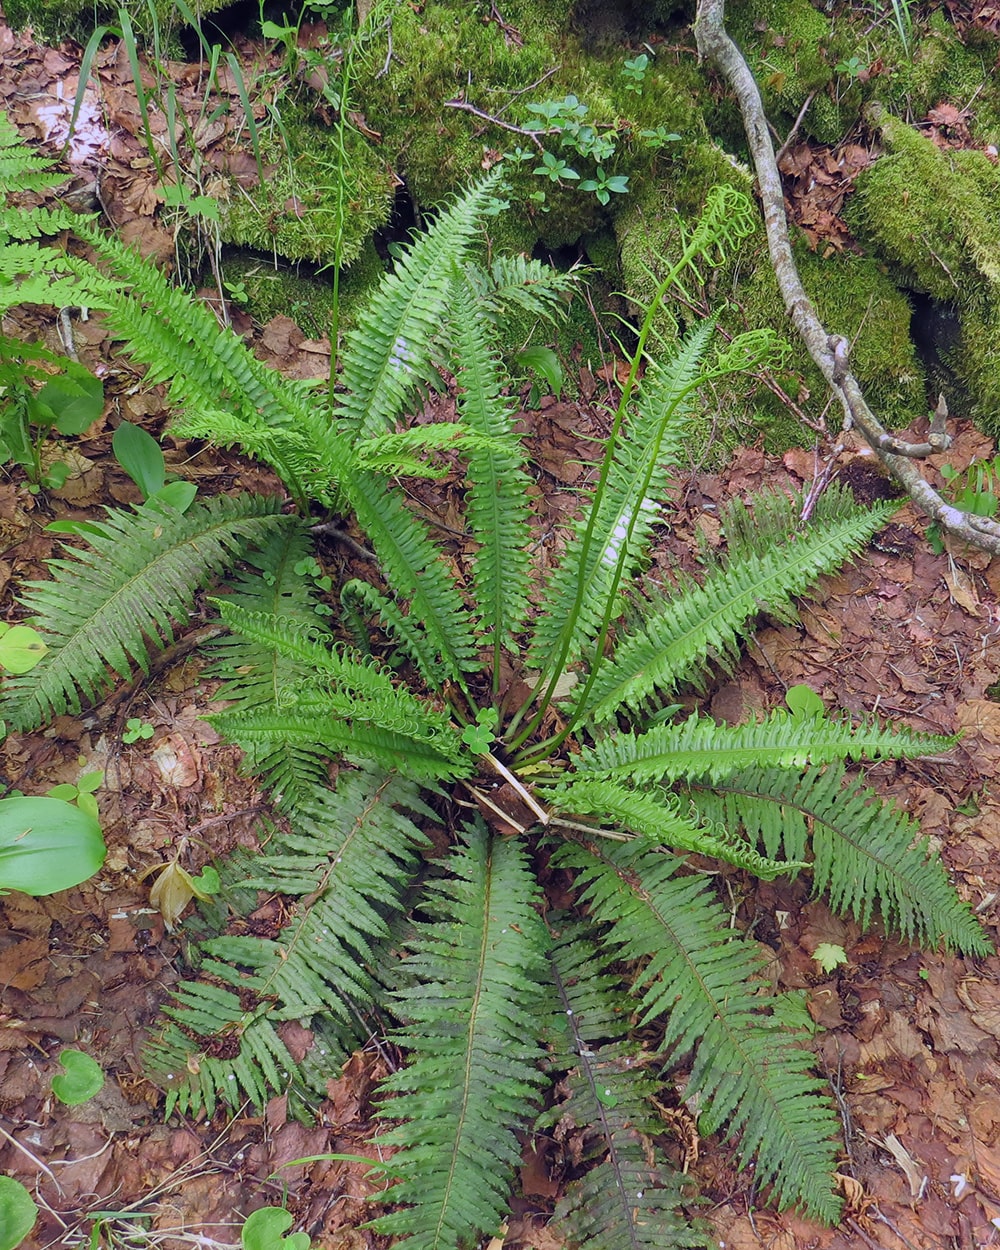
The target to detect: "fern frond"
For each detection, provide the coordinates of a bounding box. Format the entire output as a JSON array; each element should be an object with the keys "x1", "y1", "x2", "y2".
[
  {"x1": 689, "y1": 766, "x2": 989, "y2": 953},
  {"x1": 449, "y1": 278, "x2": 534, "y2": 658},
  {"x1": 579, "y1": 711, "x2": 951, "y2": 784},
  {"x1": 341, "y1": 577, "x2": 457, "y2": 689},
  {"x1": 145, "y1": 766, "x2": 431, "y2": 1118},
  {"x1": 546, "y1": 776, "x2": 803, "y2": 880},
  {"x1": 1, "y1": 495, "x2": 290, "y2": 732},
  {"x1": 335, "y1": 471, "x2": 478, "y2": 684},
  {"x1": 528, "y1": 318, "x2": 717, "y2": 675},
  {"x1": 337, "y1": 173, "x2": 502, "y2": 441},
  {"x1": 0, "y1": 111, "x2": 69, "y2": 197},
  {"x1": 464, "y1": 253, "x2": 579, "y2": 324},
  {"x1": 371, "y1": 820, "x2": 551, "y2": 1250},
  {"x1": 584, "y1": 489, "x2": 899, "y2": 724},
  {"x1": 543, "y1": 921, "x2": 710, "y2": 1250},
  {"x1": 555, "y1": 837, "x2": 843, "y2": 1223}
]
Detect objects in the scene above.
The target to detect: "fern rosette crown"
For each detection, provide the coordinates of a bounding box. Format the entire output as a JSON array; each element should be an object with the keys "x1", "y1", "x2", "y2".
[{"x1": 2, "y1": 129, "x2": 987, "y2": 1250}]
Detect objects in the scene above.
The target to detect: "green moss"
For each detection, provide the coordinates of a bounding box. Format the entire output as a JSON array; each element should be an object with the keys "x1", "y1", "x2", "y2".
[
  {"x1": 4, "y1": 0, "x2": 230, "y2": 44},
  {"x1": 220, "y1": 115, "x2": 393, "y2": 266}
]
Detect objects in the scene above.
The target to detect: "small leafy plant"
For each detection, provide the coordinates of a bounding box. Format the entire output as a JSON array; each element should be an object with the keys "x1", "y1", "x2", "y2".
[
  {"x1": 0, "y1": 106, "x2": 987, "y2": 1248},
  {"x1": 123, "y1": 716, "x2": 155, "y2": 743},
  {"x1": 51, "y1": 1049, "x2": 105, "y2": 1105}
]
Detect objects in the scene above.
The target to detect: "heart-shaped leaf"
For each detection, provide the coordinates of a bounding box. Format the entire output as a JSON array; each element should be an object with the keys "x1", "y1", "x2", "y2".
[{"x1": 51, "y1": 1049, "x2": 104, "y2": 1105}]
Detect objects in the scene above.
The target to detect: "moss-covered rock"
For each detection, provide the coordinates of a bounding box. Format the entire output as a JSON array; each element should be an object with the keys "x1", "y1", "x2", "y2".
[
  {"x1": 4, "y1": 0, "x2": 231, "y2": 44},
  {"x1": 846, "y1": 108, "x2": 1000, "y2": 431}
]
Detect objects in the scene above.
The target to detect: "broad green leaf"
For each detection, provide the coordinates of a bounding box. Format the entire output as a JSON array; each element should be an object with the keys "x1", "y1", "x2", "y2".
[
  {"x1": 241, "y1": 1206, "x2": 311, "y2": 1250},
  {"x1": 0, "y1": 796, "x2": 105, "y2": 895},
  {"x1": 33, "y1": 366, "x2": 104, "y2": 435},
  {"x1": 51, "y1": 1049, "x2": 104, "y2": 1105},
  {"x1": 786, "y1": 684, "x2": 825, "y2": 718},
  {"x1": 112, "y1": 421, "x2": 165, "y2": 499},
  {"x1": 0, "y1": 624, "x2": 47, "y2": 674},
  {"x1": 0, "y1": 1176, "x2": 37, "y2": 1250}
]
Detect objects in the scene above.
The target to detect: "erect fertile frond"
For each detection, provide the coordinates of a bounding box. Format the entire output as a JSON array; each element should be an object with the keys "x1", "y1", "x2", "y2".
[
  {"x1": 336, "y1": 173, "x2": 502, "y2": 441},
  {"x1": 371, "y1": 820, "x2": 551, "y2": 1250},
  {"x1": 554, "y1": 837, "x2": 843, "y2": 1224},
  {"x1": 578, "y1": 710, "x2": 952, "y2": 785},
  {"x1": 583, "y1": 490, "x2": 899, "y2": 724},
  {"x1": 145, "y1": 766, "x2": 430, "y2": 1119},
  {"x1": 1, "y1": 495, "x2": 290, "y2": 732},
  {"x1": 689, "y1": 766, "x2": 989, "y2": 954},
  {"x1": 545, "y1": 775, "x2": 803, "y2": 880},
  {"x1": 528, "y1": 318, "x2": 718, "y2": 676},
  {"x1": 448, "y1": 275, "x2": 534, "y2": 659},
  {"x1": 338, "y1": 472, "x2": 478, "y2": 684},
  {"x1": 543, "y1": 920, "x2": 710, "y2": 1250}
]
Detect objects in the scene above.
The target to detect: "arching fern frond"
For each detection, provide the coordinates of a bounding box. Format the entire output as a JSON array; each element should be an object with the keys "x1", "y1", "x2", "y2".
[
  {"x1": 1, "y1": 495, "x2": 290, "y2": 732},
  {"x1": 543, "y1": 920, "x2": 710, "y2": 1250},
  {"x1": 583, "y1": 489, "x2": 899, "y2": 724},
  {"x1": 145, "y1": 766, "x2": 430, "y2": 1119},
  {"x1": 555, "y1": 837, "x2": 843, "y2": 1224},
  {"x1": 371, "y1": 820, "x2": 552, "y2": 1250},
  {"x1": 546, "y1": 776, "x2": 803, "y2": 880},
  {"x1": 341, "y1": 577, "x2": 456, "y2": 690},
  {"x1": 579, "y1": 711, "x2": 951, "y2": 784},
  {"x1": 336, "y1": 172, "x2": 502, "y2": 442},
  {"x1": 688, "y1": 766, "x2": 989, "y2": 953},
  {"x1": 464, "y1": 252, "x2": 579, "y2": 324}
]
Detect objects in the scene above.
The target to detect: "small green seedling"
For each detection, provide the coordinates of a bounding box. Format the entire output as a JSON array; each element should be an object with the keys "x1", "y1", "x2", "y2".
[
  {"x1": 812, "y1": 943, "x2": 849, "y2": 974},
  {"x1": 0, "y1": 1176, "x2": 37, "y2": 1250},
  {"x1": 241, "y1": 1206, "x2": 311, "y2": 1250},
  {"x1": 461, "y1": 707, "x2": 499, "y2": 754},
  {"x1": 621, "y1": 53, "x2": 650, "y2": 93},
  {"x1": 639, "y1": 126, "x2": 682, "y2": 150},
  {"x1": 0, "y1": 795, "x2": 105, "y2": 896},
  {"x1": 578, "y1": 168, "x2": 629, "y2": 206},
  {"x1": 123, "y1": 717, "x2": 155, "y2": 744},
  {"x1": 47, "y1": 769, "x2": 103, "y2": 823},
  {"x1": 51, "y1": 1049, "x2": 104, "y2": 1105},
  {"x1": 785, "y1": 683, "x2": 825, "y2": 719}
]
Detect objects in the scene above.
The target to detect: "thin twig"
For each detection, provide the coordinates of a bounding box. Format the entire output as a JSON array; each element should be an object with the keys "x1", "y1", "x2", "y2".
[
  {"x1": 694, "y1": 0, "x2": 1000, "y2": 555},
  {"x1": 0, "y1": 1120, "x2": 63, "y2": 1192},
  {"x1": 774, "y1": 88, "x2": 816, "y2": 165},
  {"x1": 443, "y1": 97, "x2": 547, "y2": 150}
]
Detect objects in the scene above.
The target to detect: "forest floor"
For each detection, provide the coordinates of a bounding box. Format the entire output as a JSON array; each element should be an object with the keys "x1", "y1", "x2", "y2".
[{"x1": 4, "y1": 11, "x2": 1000, "y2": 1250}]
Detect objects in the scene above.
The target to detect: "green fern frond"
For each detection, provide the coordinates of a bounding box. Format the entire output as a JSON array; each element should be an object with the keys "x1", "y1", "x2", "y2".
[
  {"x1": 335, "y1": 467, "x2": 479, "y2": 684},
  {"x1": 690, "y1": 766, "x2": 989, "y2": 953},
  {"x1": 555, "y1": 837, "x2": 843, "y2": 1223},
  {"x1": 354, "y1": 420, "x2": 507, "y2": 478},
  {"x1": 336, "y1": 173, "x2": 502, "y2": 441},
  {"x1": 371, "y1": 820, "x2": 551, "y2": 1250},
  {"x1": 546, "y1": 776, "x2": 803, "y2": 880},
  {"x1": 341, "y1": 577, "x2": 457, "y2": 689},
  {"x1": 449, "y1": 279, "x2": 534, "y2": 660},
  {"x1": 0, "y1": 244, "x2": 112, "y2": 312},
  {"x1": 528, "y1": 318, "x2": 717, "y2": 675},
  {"x1": 464, "y1": 253, "x2": 579, "y2": 324},
  {"x1": 0, "y1": 205, "x2": 88, "y2": 241},
  {"x1": 146, "y1": 766, "x2": 431, "y2": 1118},
  {"x1": 579, "y1": 711, "x2": 951, "y2": 784},
  {"x1": 0, "y1": 495, "x2": 290, "y2": 732},
  {"x1": 543, "y1": 921, "x2": 710, "y2": 1250},
  {"x1": 584, "y1": 489, "x2": 899, "y2": 724},
  {"x1": 0, "y1": 111, "x2": 68, "y2": 197}
]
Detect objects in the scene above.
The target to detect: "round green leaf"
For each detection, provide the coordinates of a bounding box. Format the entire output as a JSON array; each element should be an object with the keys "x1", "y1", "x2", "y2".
[
  {"x1": 0, "y1": 625, "x2": 47, "y2": 675},
  {"x1": 0, "y1": 1176, "x2": 38, "y2": 1250},
  {"x1": 241, "y1": 1206, "x2": 311, "y2": 1250},
  {"x1": 51, "y1": 1049, "x2": 104, "y2": 1105},
  {"x1": 0, "y1": 796, "x2": 106, "y2": 896},
  {"x1": 785, "y1": 683, "x2": 825, "y2": 719}
]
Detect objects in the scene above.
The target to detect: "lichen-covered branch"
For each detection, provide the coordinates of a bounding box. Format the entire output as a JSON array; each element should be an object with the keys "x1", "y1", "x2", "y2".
[{"x1": 694, "y1": 0, "x2": 1000, "y2": 556}]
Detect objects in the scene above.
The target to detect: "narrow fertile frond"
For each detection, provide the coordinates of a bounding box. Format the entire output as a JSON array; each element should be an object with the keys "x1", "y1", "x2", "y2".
[
  {"x1": 145, "y1": 766, "x2": 430, "y2": 1118},
  {"x1": 340, "y1": 472, "x2": 478, "y2": 684},
  {"x1": 689, "y1": 767, "x2": 989, "y2": 953},
  {"x1": 546, "y1": 775, "x2": 803, "y2": 880},
  {"x1": 337, "y1": 173, "x2": 502, "y2": 441},
  {"x1": 579, "y1": 711, "x2": 951, "y2": 784},
  {"x1": 449, "y1": 279, "x2": 534, "y2": 658},
  {"x1": 528, "y1": 318, "x2": 717, "y2": 675},
  {"x1": 1, "y1": 495, "x2": 290, "y2": 732},
  {"x1": 543, "y1": 921, "x2": 710, "y2": 1250},
  {"x1": 584, "y1": 491, "x2": 898, "y2": 724},
  {"x1": 555, "y1": 837, "x2": 843, "y2": 1223},
  {"x1": 371, "y1": 821, "x2": 551, "y2": 1250}
]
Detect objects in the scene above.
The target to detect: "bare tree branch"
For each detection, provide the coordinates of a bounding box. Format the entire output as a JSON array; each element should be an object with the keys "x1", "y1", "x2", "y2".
[{"x1": 694, "y1": 0, "x2": 1000, "y2": 555}]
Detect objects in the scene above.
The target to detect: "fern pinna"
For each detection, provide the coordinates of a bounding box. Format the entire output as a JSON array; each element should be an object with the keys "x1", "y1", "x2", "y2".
[{"x1": 4, "y1": 141, "x2": 988, "y2": 1250}]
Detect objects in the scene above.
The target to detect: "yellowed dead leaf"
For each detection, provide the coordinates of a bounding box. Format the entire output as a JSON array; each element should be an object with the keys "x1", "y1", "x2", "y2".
[
  {"x1": 944, "y1": 556, "x2": 980, "y2": 616},
  {"x1": 147, "y1": 859, "x2": 211, "y2": 930}
]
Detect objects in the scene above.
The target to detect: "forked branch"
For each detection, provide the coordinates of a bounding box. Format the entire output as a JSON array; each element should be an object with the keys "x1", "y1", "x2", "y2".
[{"x1": 694, "y1": 0, "x2": 1000, "y2": 556}]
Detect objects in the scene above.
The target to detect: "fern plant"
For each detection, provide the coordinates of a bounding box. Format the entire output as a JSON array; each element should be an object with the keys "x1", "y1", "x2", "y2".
[{"x1": 2, "y1": 136, "x2": 988, "y2": 1250}]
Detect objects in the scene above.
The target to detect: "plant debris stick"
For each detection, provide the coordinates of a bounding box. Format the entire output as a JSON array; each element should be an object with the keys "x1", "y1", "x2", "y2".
[{"x1": 694, "y1": 0, "x2": 1000, "y2": 557}]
